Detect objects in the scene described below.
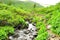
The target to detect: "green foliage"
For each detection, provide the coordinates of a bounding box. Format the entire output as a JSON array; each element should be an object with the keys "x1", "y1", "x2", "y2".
[
  {"x1": 0, "y1": 3, "x2": 28, "y2": 40},
  {"x1": 36, "y1": 22, "x2": 42, "y2": 28},
  {"x1": 35, "y1": 23, "x2": 48, "y2": 40},
  {"x1": 32, "y1": 16, "x2": 40, "y2": 23},
  {"x1": 48, "y1": 11, "x2": 60, "y2": 36},
  {"x1": 35, "y1": 32, "x2": 48, "y2": 40},
  {"x1": 34, "y1": 3, "x2": 60, "y2": 40},
  {"x1": 0, "y1": 26, "x2": 14, "y2": 40},
  {"x1": 0, "y1": 0, "x2": 60, "y2": 40},
  {"x1": 0, "y1": 10, "x2": 25, "y2": 26},
  {"x1": 0, "y1": 0, "x2": 43, "y2": 12},
  {"x1": 0, "y1": 3, "x2": 27, "y2": 27}
]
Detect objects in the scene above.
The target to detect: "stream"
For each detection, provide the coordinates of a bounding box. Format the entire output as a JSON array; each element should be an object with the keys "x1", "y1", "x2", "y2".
[{"x1": 9, "y1": 21, "x2": 37, "y2": 40}]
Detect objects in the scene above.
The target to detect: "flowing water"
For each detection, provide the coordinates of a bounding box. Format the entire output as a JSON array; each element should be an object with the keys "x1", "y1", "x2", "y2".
[{"x1": 9, "y1": 21, "x2": 37, "y2": 40}]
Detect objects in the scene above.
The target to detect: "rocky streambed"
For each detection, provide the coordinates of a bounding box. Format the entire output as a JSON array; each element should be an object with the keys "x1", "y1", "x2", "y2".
[{"x1": 9, "y1": 22, "x2": 37, "y2": 40}]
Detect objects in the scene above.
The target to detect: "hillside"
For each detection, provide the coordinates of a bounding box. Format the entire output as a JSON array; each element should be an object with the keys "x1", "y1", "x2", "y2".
[
  {"x1": 0, "y1": 0, "x2": 60, "y2": 40},
  {"x1": 0, "y1": 0, "x2": 43, "y2": 12}
]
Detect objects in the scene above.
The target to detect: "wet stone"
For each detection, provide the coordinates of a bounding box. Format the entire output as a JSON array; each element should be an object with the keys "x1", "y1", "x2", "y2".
[{"x1": 9, "y1": 22, "x2": 37, "y2": 40}]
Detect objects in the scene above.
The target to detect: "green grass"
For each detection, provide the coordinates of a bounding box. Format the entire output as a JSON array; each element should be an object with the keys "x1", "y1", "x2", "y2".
[
  {"x1": 0, "y1": 3, "x2": 28, "y2": 40},
  {"x1": 0, "y1": 26, "x2": 14, "y2": 40},
  {"x1": 35, "y1": 22, "x2": 48, "y2": 40},
  {"x1": 0, "y1": 0, "x2": 43, "y2": 12}
]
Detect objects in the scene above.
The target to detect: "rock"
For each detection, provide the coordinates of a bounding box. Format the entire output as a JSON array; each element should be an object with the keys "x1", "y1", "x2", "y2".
[
  {"x1": 24, "y1": 30, "x2": 29, "y2": 34},
  {"x1": 47, "y1": 25, "x2": 52, "y2": 29},
  {"x1": 51, "y1": 35, "x2": 56, "y2": 38},
  {"x1": 13, "y1": 34, "x2": 19, "y2": 38},
  {"x1": 9, "y1": 22, "x2": 37, "y2": 40},
  {"x1": 9, "y1": 36, "x2": 13, "y2": 40}
]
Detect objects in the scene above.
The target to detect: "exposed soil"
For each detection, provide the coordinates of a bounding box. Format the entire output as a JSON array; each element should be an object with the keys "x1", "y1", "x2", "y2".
[{"x1": 47, "y1": 25, "x2": 60, "y2": 40}]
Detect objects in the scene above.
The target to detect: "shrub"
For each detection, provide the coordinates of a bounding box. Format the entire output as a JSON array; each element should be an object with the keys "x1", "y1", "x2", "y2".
[{"x1": 0, "y1": 26, "x2": 14, "y2": 40}]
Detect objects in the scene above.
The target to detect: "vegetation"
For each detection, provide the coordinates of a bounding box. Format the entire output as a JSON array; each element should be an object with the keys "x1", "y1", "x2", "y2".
[
  {"x1": 0, "y1": 0, "x2": 60, "y2": 40},
  {"x1": 35, "y1": 22, "x2": 48, "y2": 40}
]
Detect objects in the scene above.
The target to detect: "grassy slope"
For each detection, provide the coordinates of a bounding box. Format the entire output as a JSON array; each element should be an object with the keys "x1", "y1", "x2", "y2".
[
  {"x1": 0, "y1": 2, "x2": 47, "y2": 40},
  {"x1": 0, "y1": 0, "x2": 60, "y2": 40},
  {"x1": 35, "y1": 3, "x2": 60, "y2": 40},
  {"x1": 0, "y1": 0, "x2": 43, "y2": 12},
  {"x1": 0, "y1": 3, "x2": 28, "y2": 40}
]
